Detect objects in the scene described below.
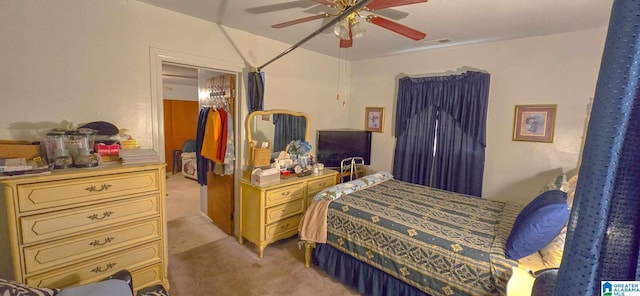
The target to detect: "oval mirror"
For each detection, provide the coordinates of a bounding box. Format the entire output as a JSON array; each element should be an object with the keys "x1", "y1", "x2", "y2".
[{"x1": 246, "y1": 109, "x2": 310, "y2": 161}]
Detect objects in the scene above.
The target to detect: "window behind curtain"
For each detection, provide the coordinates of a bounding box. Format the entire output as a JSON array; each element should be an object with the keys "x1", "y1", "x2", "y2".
[{"x1": 392, "y1": 71, "x2": 490, "y2": 196}]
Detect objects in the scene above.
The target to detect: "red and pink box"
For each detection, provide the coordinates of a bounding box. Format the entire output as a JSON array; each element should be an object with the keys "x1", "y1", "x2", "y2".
[{"x1": 94, "y1": 143, "x2": 120, "y2": 156}]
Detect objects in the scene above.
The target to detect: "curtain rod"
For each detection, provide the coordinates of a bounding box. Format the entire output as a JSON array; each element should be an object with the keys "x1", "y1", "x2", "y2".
[{"x1": 255, "y1": 0, "x2": 373, "y2": 72}]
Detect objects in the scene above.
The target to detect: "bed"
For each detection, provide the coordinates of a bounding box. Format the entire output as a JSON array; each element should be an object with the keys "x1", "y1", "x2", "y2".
[{"x1": 299, "y1": 172, "x2": 569, "y2": 296}]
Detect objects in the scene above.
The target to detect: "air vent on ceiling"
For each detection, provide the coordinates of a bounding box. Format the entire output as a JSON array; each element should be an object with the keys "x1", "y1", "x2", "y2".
[{"x1": 423, "y1": 38, "x2": 452, "y2": 45}]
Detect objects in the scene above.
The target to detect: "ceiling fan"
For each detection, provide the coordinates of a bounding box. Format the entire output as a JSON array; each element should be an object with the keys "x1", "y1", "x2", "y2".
[{"x1": 271, "y1": 0, "x2": 427, "y2": 48}]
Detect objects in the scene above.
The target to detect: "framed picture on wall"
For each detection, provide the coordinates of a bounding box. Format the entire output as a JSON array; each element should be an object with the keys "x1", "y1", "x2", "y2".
[
  {"x1": 513, "y1": 104, "x2": 557, "y2": 143},
  {"x1": 365, "y1": 107, "x2": 385, "y2": 133}
]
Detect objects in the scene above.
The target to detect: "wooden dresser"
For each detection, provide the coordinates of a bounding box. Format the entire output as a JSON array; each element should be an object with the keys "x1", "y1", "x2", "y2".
[
  {"x1": 239, "y1": 169, "x2": 338, "y2": 258},
  {"x1": 0, "y1": 163, "x2": 168, "y2": 292}
]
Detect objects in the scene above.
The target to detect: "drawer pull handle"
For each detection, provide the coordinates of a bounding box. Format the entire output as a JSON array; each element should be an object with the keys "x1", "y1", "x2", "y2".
[
  {"x1": 87, "y1": 211, "x2": 114, "y2": 221},
  {"x1": 91, "y1": 262, "x2": 117, "y2": 274},
  {"x1": 85, "y1": 184, "x2": 112, "y2": 192},
  {"x1": 319, "y1": 182, "x2": 326, "y2": 186},
  {"x1": 280, "y1": 223, "x2": 290, "y2": 230},
  {"x1": 89, "y1": 236, "x2": 115, "y2": 247},
  {"x1": 281, "y1": 191, "x2": 290, "y2": 196}
]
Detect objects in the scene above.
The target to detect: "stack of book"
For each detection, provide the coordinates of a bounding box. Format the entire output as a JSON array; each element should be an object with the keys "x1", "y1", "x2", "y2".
[
  {"x1": 0, "y1": 158, "x2": 33, "y2": 172},
  {"x1": 119, "y1": 149, "x2": 161, "y2": 165},
  {"x1": 0, "y1": 157, "x2": 51, "y2": 178}
]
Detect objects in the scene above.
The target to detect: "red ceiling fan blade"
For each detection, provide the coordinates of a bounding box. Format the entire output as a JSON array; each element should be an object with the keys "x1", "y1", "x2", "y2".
[
  {"x1": 309, "y1": 0, "x2": 338, "y2": 7},
  {"x1": 366, "y1": 0, "x2": 427, "y2": 11},
  {"x1": 271, "y1": 14, "x2": 329, "y2": 28},
  {"x1": 367, "y1": 15, "x2": 426, "y2": 40}
]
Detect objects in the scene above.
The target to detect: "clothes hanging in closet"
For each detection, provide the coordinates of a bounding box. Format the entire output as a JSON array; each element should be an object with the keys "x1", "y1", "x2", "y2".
[{"x1": 196, "y1": 106, "x2": 234, "y2": 185}]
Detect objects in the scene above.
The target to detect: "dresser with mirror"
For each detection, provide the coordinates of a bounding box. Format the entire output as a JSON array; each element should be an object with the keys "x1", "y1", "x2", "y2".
[{"x1": 238, "y1": 110, "x2": 338, "y2": 258}]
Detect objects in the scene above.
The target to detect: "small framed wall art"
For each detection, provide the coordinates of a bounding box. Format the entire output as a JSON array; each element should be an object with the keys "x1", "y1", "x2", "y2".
[
  {"x1": 365, "y1": 107, "x2": 385, "y2": 133},
  {"x1": 513, "y1": 104, "x2": 557, "y2": 143}
]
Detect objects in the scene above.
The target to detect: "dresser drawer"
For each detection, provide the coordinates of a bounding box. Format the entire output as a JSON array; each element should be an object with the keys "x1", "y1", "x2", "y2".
[
  {"x1": 23, "y1": 217, "x2": 161, "y2": 274},
  {"x1": 265, "y1": 184, "x2": 303, "y2": 206},
  {"x1": 131, "y1": 263, "x2": 164, "y2": 292},
  {"x1": 265, "y1": 199, "x2": 303, "y2": 224},
  {"x1": 20, "y1": 194, "x2": 159, "y2": 245},
  {"x1": 265, "y1": 214, "x2": 301, "y2": 240},
  {"x1": 25, "y1": 241, "x2": 163, "y2": 289},
  {"x1": 17, "y1": 170, "x2": 159, "y2": 212},
  {"x1": 307, "y1": 176, "x2": 336, "y2": 196}
]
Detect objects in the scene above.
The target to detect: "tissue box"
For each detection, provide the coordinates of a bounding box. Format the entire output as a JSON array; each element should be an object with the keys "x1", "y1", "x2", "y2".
[
  {"x1": 251, "y1": 170, "x2": 280, "y2": 186},
  {"x1": 94, "y1": 143, "x2": 119, "y2": 156}
]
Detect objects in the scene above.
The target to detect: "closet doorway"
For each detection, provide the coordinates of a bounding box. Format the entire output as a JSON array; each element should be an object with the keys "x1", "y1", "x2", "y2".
[{"x1": 161, "y1": 62, "x2": 235, "y2": 236}]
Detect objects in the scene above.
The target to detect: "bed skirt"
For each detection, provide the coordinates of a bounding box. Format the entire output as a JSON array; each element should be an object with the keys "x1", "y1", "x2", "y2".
[{"x1": 313, "y1": 243, "x2": 428, "y2": 296}]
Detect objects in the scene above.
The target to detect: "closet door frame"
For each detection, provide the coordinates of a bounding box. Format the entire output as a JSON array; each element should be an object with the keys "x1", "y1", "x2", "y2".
[{"x1": 149, "y1": 47, "x2": 245, "y2": 239}]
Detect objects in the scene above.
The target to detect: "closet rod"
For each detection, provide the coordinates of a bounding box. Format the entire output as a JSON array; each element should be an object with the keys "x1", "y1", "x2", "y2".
[{"x1": 256, "y1": 0, "x2": 373, "y2": 72}]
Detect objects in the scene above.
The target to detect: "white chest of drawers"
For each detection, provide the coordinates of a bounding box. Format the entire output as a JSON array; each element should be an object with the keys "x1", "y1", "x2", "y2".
[
  {"x1": 238, "y1": 169, "x2": 337, "y2": 258},
  {"x1": 0, "y1": 163, "x2": 168, "y2": 292}
]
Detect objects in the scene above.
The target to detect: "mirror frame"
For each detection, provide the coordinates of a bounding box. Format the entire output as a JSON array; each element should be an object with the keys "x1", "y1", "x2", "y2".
[{"x1": 245, "y1": 109, "x2": 311, "y2": 145}]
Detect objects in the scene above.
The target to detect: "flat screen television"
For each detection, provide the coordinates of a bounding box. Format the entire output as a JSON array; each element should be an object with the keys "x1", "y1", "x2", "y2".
[{"x1": 316, "y1": 129, "x2": 371, "y2": 168}]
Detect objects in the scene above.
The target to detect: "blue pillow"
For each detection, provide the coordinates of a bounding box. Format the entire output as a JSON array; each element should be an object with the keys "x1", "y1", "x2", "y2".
[{"x1": 505, "y1": 190, "x2": 570, "y2": 259}]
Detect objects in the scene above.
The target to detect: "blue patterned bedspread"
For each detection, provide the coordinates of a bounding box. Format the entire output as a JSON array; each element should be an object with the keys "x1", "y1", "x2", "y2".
[{"x1": 325, "y1": 179, "x2": 520, "y2": 296}]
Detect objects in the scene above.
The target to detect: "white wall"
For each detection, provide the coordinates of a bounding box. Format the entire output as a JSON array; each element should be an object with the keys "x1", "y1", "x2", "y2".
[
  {"x1": 349, "y1": 28, "x2": 607, "y2": 204},
  {"x1": 0, "y1": 1, "x2": 235, "y2": 146}
]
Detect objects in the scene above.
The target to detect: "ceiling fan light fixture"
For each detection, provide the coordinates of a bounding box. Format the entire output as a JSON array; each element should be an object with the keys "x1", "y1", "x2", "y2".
[
  {"x1": 351, "y1": 21, "x2": 366, "y2": 38},
  {"x1": 333, "y1": 19, "x2": 351, "y2": 40}
]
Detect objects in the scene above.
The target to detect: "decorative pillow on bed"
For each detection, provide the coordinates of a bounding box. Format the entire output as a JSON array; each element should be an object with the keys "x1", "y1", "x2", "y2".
[
  {"x1": 537, "y1": 174, "x2": 578, "y2": 267},
  {"x1": 505, "y1": 189, "x2": 570, "y2": 260},
  {"x1": 313, "y1": 171, "x2": 393, "y2": 202},
  {"x1": 0, "y1": 278, "x2": 59, "y2": 296}
]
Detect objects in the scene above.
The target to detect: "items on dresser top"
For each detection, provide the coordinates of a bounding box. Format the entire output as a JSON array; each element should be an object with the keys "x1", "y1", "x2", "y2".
[
  {"x1": 250, "y1": 167, "x2": 280, "y2": 186},
  {"x1": 0, "y1": 157, "x2": 52, "y2": 179},
  {"x1": 0, "y1": 163, "x2": 169, "y2": 293}
]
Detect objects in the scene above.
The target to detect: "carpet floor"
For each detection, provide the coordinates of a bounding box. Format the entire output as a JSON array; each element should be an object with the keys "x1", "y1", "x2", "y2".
[{"x1": 167, "y1": 236, "x2": 359, "y2": 296}]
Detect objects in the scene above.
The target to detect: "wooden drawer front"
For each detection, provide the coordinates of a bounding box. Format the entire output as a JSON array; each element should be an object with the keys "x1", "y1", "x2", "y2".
[
  {"x1": 21, "y1": 195, "x2": 159, "y2": 245},
  {"x1": 265, "y1": 184, "x2": 303, "y2": 206},
  {"x1": 24, "y1": 218, "x2": 161, "y2": 274},
  {"x1": 25, "y1": 241, "x2": 162, "y2": 289},
  {"x1": 265, "y1": 199, "x2": 304, "y2": 224},
  {"x1": 307, "y1": 176, "x2": 336, "y2": 196},
  {"x1": 131, "y1": 263, "x2": 163, "y2": 292},
  {"x1": 265, "y1": 214, "x2": 301, "y2": 240},
  {"x1": 17, "y1": 170, "x2": 159, "y2": 212}
]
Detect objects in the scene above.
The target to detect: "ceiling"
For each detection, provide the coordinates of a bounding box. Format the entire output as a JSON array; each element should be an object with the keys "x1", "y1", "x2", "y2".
[{"x1": 139, "y1": 0, "x2": 613, "y2": 61}]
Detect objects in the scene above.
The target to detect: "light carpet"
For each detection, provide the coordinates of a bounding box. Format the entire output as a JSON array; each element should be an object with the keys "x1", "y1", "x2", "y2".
[
  {"x1": 165, "y1": 173, "x2": 201, "y2": 221},
  {"x1": 167, "y1": 215, "x2": 228, "y2": 255},
  {"x1": 167, "y1": 236, "x2": 359, "y2": 296}
]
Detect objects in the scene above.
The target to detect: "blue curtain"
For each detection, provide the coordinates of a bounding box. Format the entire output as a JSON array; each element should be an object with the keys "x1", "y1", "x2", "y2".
[
  {"x1": 247, "y1": 71, "x2": 264, "y2": 113},
  {"x1": 273, "y1": 114, "x2": 307, "y2": 152},
  {"x1": 554, "y1": 1, "x2": 640, "y2": 294},
  {"x1": 393, "y1": 71, "x2": 489, "y2": 196}
]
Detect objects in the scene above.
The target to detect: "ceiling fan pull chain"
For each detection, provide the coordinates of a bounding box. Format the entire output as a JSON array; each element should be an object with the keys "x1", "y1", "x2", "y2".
[
  {"x1": 342, "y1": 48, "x2": 349, "y2": 106},
  {"x1": 337, "y1": 46, "x2": 342, "y2": 101}
]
